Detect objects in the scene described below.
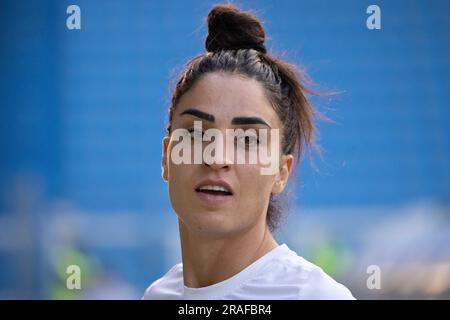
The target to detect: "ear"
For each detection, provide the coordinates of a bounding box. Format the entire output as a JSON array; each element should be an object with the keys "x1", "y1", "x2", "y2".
[
  {"x1": 271, "y1": 154, "x2": 294, "y2": 194},
  {"x1": 161, "y1": 136, "x2": 170, "y2": 182}
]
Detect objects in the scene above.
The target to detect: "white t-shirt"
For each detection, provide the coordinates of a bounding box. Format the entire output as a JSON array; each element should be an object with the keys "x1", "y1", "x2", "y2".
[{"x1": 142, "y1": 243, "x2": 355, "y2": 300}]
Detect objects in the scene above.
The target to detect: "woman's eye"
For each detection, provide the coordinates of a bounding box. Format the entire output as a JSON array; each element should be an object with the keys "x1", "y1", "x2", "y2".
[
  {"x1": 187, "y1": 128, "x2": 204, "y2": 139},
  {"x1": 238, "y1": 135, "x2": 259, "y2": 147}
]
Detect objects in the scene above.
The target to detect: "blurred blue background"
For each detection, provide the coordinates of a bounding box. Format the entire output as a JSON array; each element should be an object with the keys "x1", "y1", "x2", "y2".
[{"x1": 0, "y1": 0, "x2": 449, "y2": 299}]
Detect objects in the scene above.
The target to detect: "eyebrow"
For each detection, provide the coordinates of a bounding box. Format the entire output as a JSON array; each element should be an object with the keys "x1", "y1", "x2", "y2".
[
  {"x1": 180, "y1": 108, "x2": 214, "y2": 122},
  {"x1": 180, "y1": 108, "x2": 271, "y2": 128},
  {"x1": 231, "y1": 116, "x2": 271, "y2": 128}
]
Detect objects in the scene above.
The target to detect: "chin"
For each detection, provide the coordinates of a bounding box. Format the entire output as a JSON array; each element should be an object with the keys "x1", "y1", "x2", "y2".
[{"x1": 182, "y1": 212, "x2": 241, "y2": 238}]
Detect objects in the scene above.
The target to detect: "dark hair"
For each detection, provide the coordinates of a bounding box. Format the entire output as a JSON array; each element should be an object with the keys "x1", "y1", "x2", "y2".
[{"x1": 166, "y1": 3, "x2": 322, "y2": 231}]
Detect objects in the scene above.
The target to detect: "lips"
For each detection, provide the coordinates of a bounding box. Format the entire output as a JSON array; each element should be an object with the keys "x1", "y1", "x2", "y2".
[{"x1": 195, "y1": 179, "x2": 234, "y2": 196}]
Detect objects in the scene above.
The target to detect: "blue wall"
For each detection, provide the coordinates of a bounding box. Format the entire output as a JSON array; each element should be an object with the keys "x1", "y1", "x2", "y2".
[{"x1": 0, "y1": 0, "x2": 449, "y2": 298}]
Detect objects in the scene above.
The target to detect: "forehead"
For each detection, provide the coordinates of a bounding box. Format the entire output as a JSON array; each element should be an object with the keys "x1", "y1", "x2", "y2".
[{"x1": 174, "y1": 72, "x2": 280, "y2": 127}]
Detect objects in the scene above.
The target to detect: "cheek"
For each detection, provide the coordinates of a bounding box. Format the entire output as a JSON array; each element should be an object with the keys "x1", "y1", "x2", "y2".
[
  {"x1": 167, "y1": 164, "x2": 192, "y2": 203},
  {"x1": 235, "y1": 168, "x2": 274, "y2": 225},
  {"x1": 238, "y1": 165, "x2": 275, "y2": 198}
]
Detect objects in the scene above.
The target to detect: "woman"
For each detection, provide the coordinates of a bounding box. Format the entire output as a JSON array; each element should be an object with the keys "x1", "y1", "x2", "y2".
[{"x1": 143, "y1": 3, "x2": 355, "y2": 300}]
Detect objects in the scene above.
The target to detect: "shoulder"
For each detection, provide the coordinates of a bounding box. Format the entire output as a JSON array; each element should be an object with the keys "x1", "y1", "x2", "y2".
[
  {"x1": 292, "y1": 256, "x2": 355, "y2": 300},
  {"x1": 142, "y1": 263, "x2": 184, "y2": 300},
  {"x1": 243, "y1": 245, "x2": 355, "y2": 300}
]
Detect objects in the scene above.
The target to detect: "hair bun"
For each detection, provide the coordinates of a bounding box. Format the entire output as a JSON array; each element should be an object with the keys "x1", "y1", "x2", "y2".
[{"x1": 205, "y1": 4, "x2": 267, "y2": 54}]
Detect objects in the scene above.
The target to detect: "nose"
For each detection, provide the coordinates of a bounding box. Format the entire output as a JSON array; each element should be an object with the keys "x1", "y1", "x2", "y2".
[
  {"x1": 203, "y1": 132, "x2": 233, "y2": 170},
  {"x1": 203, "y1": 157, "x2": 233, "y2": 170}
]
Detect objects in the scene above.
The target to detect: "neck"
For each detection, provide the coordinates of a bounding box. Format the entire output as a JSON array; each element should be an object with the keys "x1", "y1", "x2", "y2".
[{"x1": 179, "y1": 218, "x2": 278, "y2": 288}]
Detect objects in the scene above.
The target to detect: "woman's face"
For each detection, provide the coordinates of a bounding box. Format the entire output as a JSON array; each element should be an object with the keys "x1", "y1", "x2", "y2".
[{"x1": 162, "y1": 72, "x2": 293, "y2": 238}]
